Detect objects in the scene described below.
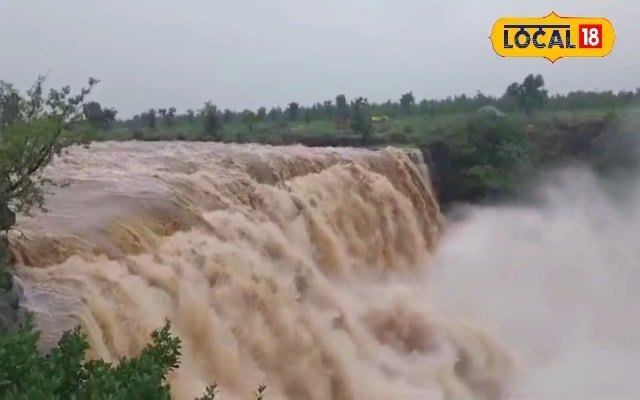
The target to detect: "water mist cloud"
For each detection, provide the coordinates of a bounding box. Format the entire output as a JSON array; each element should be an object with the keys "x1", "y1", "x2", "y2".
[{"x1": 430, "y1": 167, "x2": 640, "y2": 399}]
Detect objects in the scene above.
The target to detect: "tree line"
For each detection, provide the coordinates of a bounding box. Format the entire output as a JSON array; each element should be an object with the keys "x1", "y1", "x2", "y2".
[
  {"x1": 67, "y1": 74, "x2": 639, "y2": 147},
  {"x1": 103, "y1": 73, "x2": 639, "y2": 132}
]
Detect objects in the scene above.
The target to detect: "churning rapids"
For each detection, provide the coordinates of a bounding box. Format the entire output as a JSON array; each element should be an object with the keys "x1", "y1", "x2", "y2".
[{"x1": 8, "y1": 141, "x2": 640, "y2": 400}]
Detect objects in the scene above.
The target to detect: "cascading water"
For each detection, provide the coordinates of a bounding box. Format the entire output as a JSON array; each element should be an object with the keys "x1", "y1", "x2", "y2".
[{"x1": 17, "y1": 141, "x2": 627, "y2": 400}]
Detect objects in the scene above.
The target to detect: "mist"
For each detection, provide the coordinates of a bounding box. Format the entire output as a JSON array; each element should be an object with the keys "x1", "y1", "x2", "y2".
[{"x1": 430, "y1": 166, "x2": 640, "y2": 399}]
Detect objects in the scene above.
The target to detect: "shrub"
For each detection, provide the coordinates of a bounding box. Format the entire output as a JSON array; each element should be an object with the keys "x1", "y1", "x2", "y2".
[
  {"x1": 132, "y1": 129, "x2": 145, "y2": 140},
  {"x1": 424, "y1": 114, "x2": 534, "y2": 205},
  {"x1": 389, "y1": 132, "x2": 409, "y2": 143},
  {"x1": 0, "y1": 315, "x2": 263, "y2": 399}
]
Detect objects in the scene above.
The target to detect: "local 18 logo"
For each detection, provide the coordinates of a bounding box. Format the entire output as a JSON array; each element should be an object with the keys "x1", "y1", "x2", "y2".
[{"x1": 490, "y1": 12, "x2": 615, "y2": 63}]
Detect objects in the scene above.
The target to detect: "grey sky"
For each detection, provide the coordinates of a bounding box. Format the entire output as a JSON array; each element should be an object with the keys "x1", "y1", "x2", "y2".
[{"x1": 0, "y1": 0, "x2": 637, "y2": 118}]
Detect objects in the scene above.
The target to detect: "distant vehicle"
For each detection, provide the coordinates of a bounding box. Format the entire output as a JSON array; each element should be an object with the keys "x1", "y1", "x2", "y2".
[
  {"x1": 371, "y1": 115, "x2": 390, "y2": 122},
  {"x1": 477, "y1": 105, "x2": 507, "y2": 118}
]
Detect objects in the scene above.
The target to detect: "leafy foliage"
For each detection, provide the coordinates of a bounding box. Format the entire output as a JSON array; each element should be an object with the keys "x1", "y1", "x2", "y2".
[
  {"x1": 222, "y1": 109, "x2": 233, "y2": 124},
  {"x1": 0, "y1": 315, "x2": 264, "y2": 399},
  {"x1": 109, "y1": 73, "x2": 639, "y2": 136},
  {"x1": 399, "y1": 92, "x2": 415, "y2": 114},
  {"x1": 256, "y1": 107, "x2": 267, "y2": 121},
  {"x1": 427, "y1": 114, "x2": 534, "y2": 204},
  {"x1": 267, "y1": 108, "x2": 279, "y2": 121},
  {"x1": 506, "y1": 74, "x2": 548, "y2": 116},
  {"x1": 0, "y1": 76, "x2": 100, "y2": 334},
  {"x1": 82, "y1": 101, "x2": 117, "y2": 131},
  {"x1": 349, "y1": 97, "x2": 373, "y2": 144},
  {"x1": 286, "y1": 102, "x2": 299, "y2": 121},
  {"x1": 0, "y1": 317, "x2": 175, "y2": 399},
  {"x1": 0, "y1": 75, "x2": 98, "y2": 231},
  {"x1": 335, "y1": 94, "x2": 349, "y2": 119},
  {"x1": 165, "y1": 107, "x2": 177, "y2": 127},
  {"x1": 186, "y1": 109, "x2": 196, "y2": 125},
  {"x1": 202, "y1": 101, "x2": 221, "y2": 140},
  {"x1": 145, "y1": 109, "x2": 157, "y2": 129}
]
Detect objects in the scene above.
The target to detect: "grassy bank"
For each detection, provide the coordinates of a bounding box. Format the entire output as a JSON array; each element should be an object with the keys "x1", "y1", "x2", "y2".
[{"x1": 72, "y1": 107, "x2": 616, "y2": 146}]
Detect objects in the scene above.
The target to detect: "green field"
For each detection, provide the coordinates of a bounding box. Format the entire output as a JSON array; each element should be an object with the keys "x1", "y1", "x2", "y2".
[{"x1": 73, "y1": 107, "x2": 620, "y2": 146}]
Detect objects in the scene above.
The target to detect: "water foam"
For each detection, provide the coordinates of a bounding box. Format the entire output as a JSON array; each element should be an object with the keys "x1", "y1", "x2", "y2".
[
  {"x1": 12, "y1": 142, "x2": 514, "y2": 400},
  {"x1": 431, "y1": 168, "x2": 640, "y2": 399}
]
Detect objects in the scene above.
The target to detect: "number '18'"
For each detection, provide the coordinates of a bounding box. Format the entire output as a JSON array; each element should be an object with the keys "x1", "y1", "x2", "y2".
[
  {"x1": 582, "y1": 27, "x2": 600, "y2": 46},
  {"x1": 578, "y1": 24, "x2": 603, "y2": 48}
]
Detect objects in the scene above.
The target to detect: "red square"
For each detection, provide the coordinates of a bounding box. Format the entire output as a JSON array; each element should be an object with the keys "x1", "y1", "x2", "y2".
[{"x1": 578, "y1": 24, "x2": 603, "y2": 48}]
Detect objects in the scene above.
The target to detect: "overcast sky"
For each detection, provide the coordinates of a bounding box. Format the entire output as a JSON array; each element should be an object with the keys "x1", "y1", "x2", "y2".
[{"x1": 0, "y1": 0, "x2": 637, "y2": 117}]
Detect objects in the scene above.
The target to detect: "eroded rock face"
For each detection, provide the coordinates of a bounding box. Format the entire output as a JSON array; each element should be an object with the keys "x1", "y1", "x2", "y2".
[
  {"x1": 0, "y1": 274, "x2": 24, "y2": 333},
  {"x1": 0, "y1": 204, "x2": 16, "y2": 232},
  {"x1": 0, "y1": 233, "x2": 23, "y2": 334}
]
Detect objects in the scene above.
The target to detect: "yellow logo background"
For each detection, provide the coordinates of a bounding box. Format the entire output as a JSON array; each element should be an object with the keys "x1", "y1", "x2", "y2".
[{"x1": 490, "y1": 12, "x2": 615, "y2": 63}]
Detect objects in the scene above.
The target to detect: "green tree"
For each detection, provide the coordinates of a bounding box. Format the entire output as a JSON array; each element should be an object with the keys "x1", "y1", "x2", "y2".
[
  {"x1": 0, "y1": 75, "x2": 98, "y2": 332},
  {"x1": 202, "y1": 101, "x2": 221, "y2": 140},
  {"x1": 322, "y1": 100, "x2": 334, "y2": 117},
  {"x1": 222, "y1": 109, "x2": 233, "y2": 124},
  {"x1": 186, "y1": 109, "x2": 196, "y2": 125},
  {"x1": 0, "y1": 317, "x2": 178, "y2": 399},
  {"x1": 287, "y1": 102, "x2": 299, "y2": 121},
  {"x1": 0, "y1": 317, "x2": 256, "y2": 399},
  {"x1": 268, "y1": 107, "x2": 280, "y2": 121},
  {"x1": 242, "y1": 110, "x2": 255, "y2": 132},
  {"x1": 349, "y1": 97, "x2": 373, "y2": 144},
  {"x1": 158, "y1": 108, "x2": 167, "y2": 123},
  {"x1": 0, "y1": 83, "x2": 22, "y2": 128},
  {"x1": 146, "y1": 109, "x2": 157, "y2": 129},
  {"x1": 506, "y1": 74, "x2": 548, "y2": 116},
  {"x1": 428, "y1": 114, "x2": 533, "y2": 204},
  {"x1": 400, "y1": 92, "x2": 415, "y2": 114},
  {"x1": 102, "y1": 108, "x2": 117, "y2": 129},
  {"x1": 82, "y1": 101, "x2": 102, "y2": 125},
  {"x1": 82, "y1": 101, "x2": 117, "y2": 130},
  {"x1": 165, "y1": 106, "x2": 177, "y2": 127},
  {"x1": 335, "y1": 94, "x2": 349, "y2": 119},
  {"x1": 256, "y1": 107, "x2": 267, "y2": 121},
  {"x1": 0, "y1": 75, "x2": 98, "y2": 234}
]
